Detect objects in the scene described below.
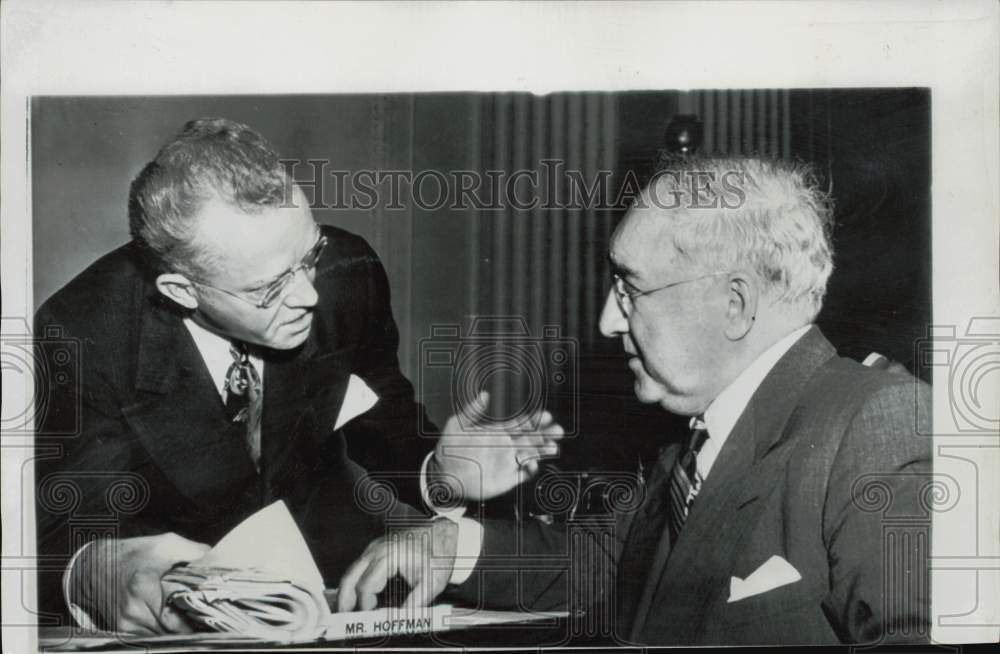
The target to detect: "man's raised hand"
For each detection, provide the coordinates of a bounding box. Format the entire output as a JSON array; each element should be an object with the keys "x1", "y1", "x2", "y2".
[{"x1": 429, "y1": 390, "x2": 564, "y2": 501}]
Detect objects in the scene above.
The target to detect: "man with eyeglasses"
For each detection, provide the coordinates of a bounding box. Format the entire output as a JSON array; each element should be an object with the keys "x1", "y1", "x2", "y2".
[
  {"x1": 338, "y1": 156, "x2": 932, "y2": 645},
  {"x1": 33, "y1": 118, "x2": 562, "y2": 635}
]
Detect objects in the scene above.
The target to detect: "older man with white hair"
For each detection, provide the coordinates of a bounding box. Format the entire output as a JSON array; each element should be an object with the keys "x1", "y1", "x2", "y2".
[{"x1": 338, "y1": 155, "x2": 932, "y2": 646}]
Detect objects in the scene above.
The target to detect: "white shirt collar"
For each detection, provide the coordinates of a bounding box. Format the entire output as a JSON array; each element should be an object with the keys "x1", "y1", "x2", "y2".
[
  {"x1": 183, "y1": 318, "x2": 264, "y2": 398},
  {"x1": 693, "y1": 324, "x2": 811, "y2": 478}
]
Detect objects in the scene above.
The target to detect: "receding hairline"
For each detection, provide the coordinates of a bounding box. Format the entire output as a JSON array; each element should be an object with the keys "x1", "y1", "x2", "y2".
[
  {"x1": 128, "y1": 117, "x2": 296, "y2": 273},
  {"x1": 176, "y1": 183, "x2": 315, "y2": 281}
]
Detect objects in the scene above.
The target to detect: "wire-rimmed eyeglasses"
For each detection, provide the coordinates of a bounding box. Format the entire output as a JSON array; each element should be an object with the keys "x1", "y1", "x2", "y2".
[
  {"x1": 190, "y1": 233, "x2": 328, "y2": 309},
  {"x1": 611, "y1": 271, "x2": 730, "y2": 317}
]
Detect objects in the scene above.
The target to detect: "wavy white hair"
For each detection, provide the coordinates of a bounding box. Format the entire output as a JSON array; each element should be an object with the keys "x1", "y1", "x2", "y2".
[{"x1": 643, "y1": 156, "x2": 834, "y2": 322}]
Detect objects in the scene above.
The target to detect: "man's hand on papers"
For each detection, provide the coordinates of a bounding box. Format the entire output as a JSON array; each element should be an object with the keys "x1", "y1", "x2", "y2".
[
  {"x1": 430, "y1": 390, "x2": 564, "y2": 501},
  {"x1": 76, "y1": 533, "x2": 210, "y2": 634},
  {"x1": 336, "y1": 519, "x2": 459, "y2": 612}
]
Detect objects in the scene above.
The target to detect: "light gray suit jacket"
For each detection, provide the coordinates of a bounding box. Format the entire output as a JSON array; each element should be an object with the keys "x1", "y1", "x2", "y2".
[{"x1": 455, "y1": 327, "x2": 932, "y2": 645}]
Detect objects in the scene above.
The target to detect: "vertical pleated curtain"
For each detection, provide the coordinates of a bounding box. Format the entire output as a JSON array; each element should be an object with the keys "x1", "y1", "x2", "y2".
[
  {"x1": 467, "y1": 93, "x2": 618, "y2": 415},
  {"x1": 475, "y1": 93, "x2": 618, "y2": 339},
  {"x1": 465, "y1": 90, "x2": 790, "y2": 415},
  {"x1": 684, "y1": 89, "x2": 792, "y2": 158},
  {"x1": 472, "y1": 90, "x2": 792, "y2": 320}
]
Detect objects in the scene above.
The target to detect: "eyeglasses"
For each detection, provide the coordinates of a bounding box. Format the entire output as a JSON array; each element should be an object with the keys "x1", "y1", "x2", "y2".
[
  {"x1": 191, "y1": 233, "x2": 328, "y2": 309},
  {"x1": 612, "y1": 271, "x2": 729, "y2": 317}
]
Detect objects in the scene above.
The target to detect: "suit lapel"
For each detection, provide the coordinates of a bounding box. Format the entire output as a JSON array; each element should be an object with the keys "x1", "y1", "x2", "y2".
[
  {"x1": 121, "y1": 281, "x2": 360, "y2": 508},
  {"x1": 259, "y1": 349, "x2": 353, "y2": 492},
  {"x1": 619, "y1": 441, "x2": 680, "y2": 640},
  {"x1": 635, "y1": 404, "x2": 762, "y2": 637},
  {"x1": 629, "y1": 327, "x2": 837, "y2": 641},
  {"x1": 122, "y1": 296, "x2": 258, "y2": 505},
  {"x1": 259, "y1": 314, "x2": 354, "y2": 497}
]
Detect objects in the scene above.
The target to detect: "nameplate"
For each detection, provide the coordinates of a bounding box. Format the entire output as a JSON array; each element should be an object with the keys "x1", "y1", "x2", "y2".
[{"x1": 322, "y1": 605, "x2": 451, "y2": 640}]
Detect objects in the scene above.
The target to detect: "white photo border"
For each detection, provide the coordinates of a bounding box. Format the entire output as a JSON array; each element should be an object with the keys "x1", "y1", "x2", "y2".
[{"x1": 2, "y1": 1, "x2": 998, "y2": 650}]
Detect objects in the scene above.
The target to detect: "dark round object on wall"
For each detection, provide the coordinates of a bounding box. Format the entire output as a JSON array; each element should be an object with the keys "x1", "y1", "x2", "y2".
[{"x1": 664, "y1": 114, "x2": 703, "y2": 154}]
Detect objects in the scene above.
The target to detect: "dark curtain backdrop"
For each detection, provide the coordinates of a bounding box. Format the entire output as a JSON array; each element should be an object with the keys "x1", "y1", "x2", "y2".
[{"x1": 32, "y1": 89, "x2": 930, "y2": 471}]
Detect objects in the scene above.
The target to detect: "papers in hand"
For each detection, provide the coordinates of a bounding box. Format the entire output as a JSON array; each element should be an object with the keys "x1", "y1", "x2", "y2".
[
  {"x1": 163, "y1": 501, "x2": 327, "y2": 642},
  {"x1": 162, "y1": 501, "x2": 569, "y2": 644},
  {"x1": 162, "y1": 502, "x2": 455, "y2": 643},
  {"x1": 165, "y1": 566, "x2": 326, "y2": 640},
  {"x1": 195, "y1": 499, "x2": 324, "y2": 590}
]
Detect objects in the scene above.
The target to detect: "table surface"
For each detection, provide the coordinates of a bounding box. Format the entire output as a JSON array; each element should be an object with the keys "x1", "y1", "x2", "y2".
[{"x1": 38, "y1": 614, "x2": 618, "y2": 650}]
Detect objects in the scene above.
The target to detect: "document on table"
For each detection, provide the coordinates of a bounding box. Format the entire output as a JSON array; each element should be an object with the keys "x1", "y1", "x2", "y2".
[{"x1": 150, "y1": 501, "x2": 568, "y2": 644}]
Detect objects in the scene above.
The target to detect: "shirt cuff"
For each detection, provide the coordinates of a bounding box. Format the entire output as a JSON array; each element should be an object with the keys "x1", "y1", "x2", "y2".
[
  {"x1": 447, "y1": 516, "x2": 483, "y2": 586},
  {"x1": 62, "y1": 541, "x2": 99, "y2": 630},
  {"x1": 420, "y1": 452, "x2": 481, "y2": 585},
  {"x1": 419, "y1": 451, "x2": 467, "y2": 519}
]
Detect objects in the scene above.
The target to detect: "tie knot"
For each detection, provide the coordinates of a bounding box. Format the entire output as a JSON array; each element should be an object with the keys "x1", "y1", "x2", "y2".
[
  {"x1": 225, "y1": 342, "x2": 260, "y2": 398},
  {"x1": 686, "y1": 417, "x2": 710, "y2": 459},
  {"x1": 223, "y1": 341, "x2": 263, "y2": 469},
  {"x1": 229, "y1": 340, "x2": 249, "y2": 362}
]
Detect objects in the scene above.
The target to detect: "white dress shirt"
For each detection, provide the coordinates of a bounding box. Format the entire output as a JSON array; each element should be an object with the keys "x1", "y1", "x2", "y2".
[
  {"x1": 695, "y1": 324, "x2": 811, "y2": 480},
  {"x1": 182, "y1": 319, "x2": 265, "y2": 398},
  {"x1": 419, "y1": 453, "x2": 483, "y2": 585}
]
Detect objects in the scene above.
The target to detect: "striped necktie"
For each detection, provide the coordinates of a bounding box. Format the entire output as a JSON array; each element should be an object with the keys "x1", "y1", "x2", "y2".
[
  {"x1": 667, "y1": 416, "x2": 710, "y2": 543},
  {"x1": 224, "y1": 341, "x2": 262, "y2": 468}
]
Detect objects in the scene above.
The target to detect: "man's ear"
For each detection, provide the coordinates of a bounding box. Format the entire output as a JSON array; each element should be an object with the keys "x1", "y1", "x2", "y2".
[
  {"x1": 155, "y1": 273, "x2": 199, "y2": 310},
  {"x1": 723, "y1": 273, "x2": 757, "y2": 340}
]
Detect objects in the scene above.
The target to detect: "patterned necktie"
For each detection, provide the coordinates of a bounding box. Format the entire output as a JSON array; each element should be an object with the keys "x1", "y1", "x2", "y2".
[
  {"x1": 667, "y1": 416, "x2": 710, "y2": 543},
  {"x1": 224, "y1": 341, "x2": 262, "y2": 468}
]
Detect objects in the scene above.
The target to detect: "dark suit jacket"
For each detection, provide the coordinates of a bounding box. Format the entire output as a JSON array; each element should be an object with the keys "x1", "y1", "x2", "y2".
[
  {"x1": 453, "y1": 327, "x2": 932, "y2": 645},
  {"x1": 34, "y1": 225, "x2": 435, "y2": 625}
]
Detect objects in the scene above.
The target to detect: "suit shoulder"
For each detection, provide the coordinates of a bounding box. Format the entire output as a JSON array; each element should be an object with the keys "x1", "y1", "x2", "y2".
[
  {"x1": 319, "y1": 224, "x2": 381, "y2": 265},
  {"x1": 808, "y1": 355, "x2": 930, "y2": 413},
  {"x1": 35, "y1": 242, "x2": 147, "y2": 340},
  {"x1": 809, "y1": 356, "x2": 931, "y2": 466},
  {"x1": 314, "y1": 225, "x2": 389, "y2": 303}
]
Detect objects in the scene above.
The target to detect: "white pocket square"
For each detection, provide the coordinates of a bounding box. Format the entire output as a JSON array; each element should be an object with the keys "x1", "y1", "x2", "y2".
[
  {"x1": 334, "y1": 375, "x2": 379, "y2": 430},
  {"x1": 728, "y1": 555, "x2": 802, "y2": 603}
]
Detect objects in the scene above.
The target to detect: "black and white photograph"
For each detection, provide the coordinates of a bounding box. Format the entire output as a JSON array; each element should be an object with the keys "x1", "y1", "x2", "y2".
[{"x1": 2, "y1": 2, "x2": 998, "y2": 652}]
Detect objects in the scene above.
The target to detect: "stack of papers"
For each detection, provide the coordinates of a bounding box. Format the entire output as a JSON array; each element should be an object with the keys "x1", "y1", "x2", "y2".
[
  {"x1": 156, "y1": 501, "x2": 566, "y2": 644},
  {"x1": 162, "y1": 501, "x2": 330, "y2": 642}
]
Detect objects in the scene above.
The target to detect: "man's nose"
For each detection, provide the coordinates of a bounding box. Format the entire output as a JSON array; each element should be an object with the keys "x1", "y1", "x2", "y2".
[
  {"x1": 598, "y1": 289, "x2": 628, "y2": 338},
  {"x1": 283, "y1": 269, "x2": 319, "y2": 308}
]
